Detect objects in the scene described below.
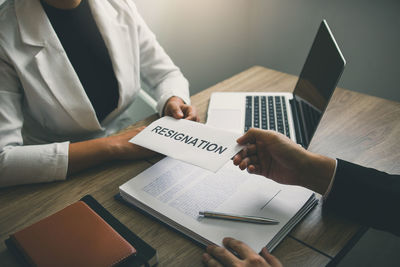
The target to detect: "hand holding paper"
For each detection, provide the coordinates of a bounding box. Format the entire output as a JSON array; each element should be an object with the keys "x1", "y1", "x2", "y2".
[{"x1": 129, "y1": 117, "x2": 243, "y2": 172}]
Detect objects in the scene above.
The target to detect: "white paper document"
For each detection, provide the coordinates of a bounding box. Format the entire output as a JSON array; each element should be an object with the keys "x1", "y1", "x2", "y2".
[
  {"x1": 119, "y1": 157, "x2": 317, "y2": 252},
  {"x1": 129, "y1": 116, "x2": 244, "y2": 172}
]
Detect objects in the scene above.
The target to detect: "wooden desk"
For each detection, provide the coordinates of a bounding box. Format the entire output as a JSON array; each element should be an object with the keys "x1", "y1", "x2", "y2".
[{"x1": 1, "y1": 66, "x2": 399, "y2": 266}]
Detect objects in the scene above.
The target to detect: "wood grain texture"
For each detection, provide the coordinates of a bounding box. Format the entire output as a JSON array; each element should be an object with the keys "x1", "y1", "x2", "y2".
[
  {"x1": 288, "y1": 195, "x2": 361, "y2": 257},
  {"x1": 0, "y1": 160, "x2": 152, "y2": 265},
  {"x1": 273, "y1": 237, "x2": 331, "y2": 267},
  {"x1": 308, "y1": 88, "x2": 400, "y2": 174},
  {"x1": 290, "y1": 88, "x2": 400, "y2": 256},
  {"x1": 1, "y1": 66, "x2": 398, "y2": 266}
]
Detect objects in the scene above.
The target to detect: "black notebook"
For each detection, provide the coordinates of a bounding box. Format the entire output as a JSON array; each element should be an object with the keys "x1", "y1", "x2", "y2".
[{"x1": 5, "y1": 195, "x2": 158, "y2": 267}]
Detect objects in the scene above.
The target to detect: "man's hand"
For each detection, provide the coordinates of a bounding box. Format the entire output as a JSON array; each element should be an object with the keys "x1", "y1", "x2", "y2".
[
  {"x1": 233, "y1": 129, "x2": 309, "y2": 185},
  {"x1": 233, "y1": 128, "x2": 336, "y2": 195},
  {"x1": 202, "y1": 237, "x2": 282, "y2": 267},
  {"x1": 163, "y1": 96, "x2": 199, "y2": 121}
]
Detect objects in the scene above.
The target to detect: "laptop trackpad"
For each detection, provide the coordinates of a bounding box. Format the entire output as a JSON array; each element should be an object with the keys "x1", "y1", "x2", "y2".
[{"x1": 206, "y1": 109, "x2": 242, "y2": 133}]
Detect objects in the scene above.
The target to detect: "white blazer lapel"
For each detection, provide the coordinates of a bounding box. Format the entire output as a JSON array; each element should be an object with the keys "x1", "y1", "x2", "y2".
[
  {"x1": 88, "y1": 0, "x2": 137, "y2": 111},
  {"x1": 15, "y1": 0, "x2": 102, "y2": 131}
]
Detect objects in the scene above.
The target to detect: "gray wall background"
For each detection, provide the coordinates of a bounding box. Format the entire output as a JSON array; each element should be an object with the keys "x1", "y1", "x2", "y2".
[
  {"x1": 134, "y1": 0, "x2": 400, "y2": 103},
  {"x1": 132, "y1": 1, "x2": 400, "y2": 266}
]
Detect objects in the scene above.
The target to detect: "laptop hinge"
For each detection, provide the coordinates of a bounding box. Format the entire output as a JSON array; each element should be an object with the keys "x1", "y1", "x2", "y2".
[{"x1": 290, "y1": 98, "x2": 306, "y2": 148}]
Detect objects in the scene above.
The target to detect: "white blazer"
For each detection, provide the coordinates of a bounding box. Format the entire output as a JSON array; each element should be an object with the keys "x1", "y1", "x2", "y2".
[{"x1": 0, "y1": 0, "x2": 190, "y2": 187}]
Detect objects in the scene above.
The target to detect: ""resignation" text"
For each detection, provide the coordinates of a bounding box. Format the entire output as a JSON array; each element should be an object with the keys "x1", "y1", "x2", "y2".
[{"x1": 151, "y1": 125, "x2": 228, "y2": 155}]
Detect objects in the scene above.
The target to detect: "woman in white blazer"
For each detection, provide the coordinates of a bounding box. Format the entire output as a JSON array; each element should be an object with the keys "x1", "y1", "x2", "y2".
[{"x1": 0, "y1": 0, "x2": 198, "y2": 187}]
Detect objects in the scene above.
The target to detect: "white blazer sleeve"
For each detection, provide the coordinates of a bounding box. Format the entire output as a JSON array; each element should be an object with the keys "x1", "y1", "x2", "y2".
[
  {"x1": 128, "y1": 2, "x2": 191, "y2": 116},
  {"x1": 0, "y1": 50, "x2": 69, "y2": 188}
]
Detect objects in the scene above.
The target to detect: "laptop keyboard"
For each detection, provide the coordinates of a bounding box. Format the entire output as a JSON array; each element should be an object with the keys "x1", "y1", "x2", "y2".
[{"x1": 245, "y1": 95, "x2": 291, "y2": 138}]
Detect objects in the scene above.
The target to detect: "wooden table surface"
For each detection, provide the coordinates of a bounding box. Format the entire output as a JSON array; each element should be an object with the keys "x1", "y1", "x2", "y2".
[{"x1": 1, "y1": 66, "x2": 399, "y2": 266}]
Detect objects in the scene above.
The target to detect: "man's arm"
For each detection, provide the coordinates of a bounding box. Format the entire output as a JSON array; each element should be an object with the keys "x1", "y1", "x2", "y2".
[
  {"x1": 234, "y1": 128, "x2": 400, "y2": 235},
  {"x1": 324, "y1": 159, "x2": 400, "y2": 236}
]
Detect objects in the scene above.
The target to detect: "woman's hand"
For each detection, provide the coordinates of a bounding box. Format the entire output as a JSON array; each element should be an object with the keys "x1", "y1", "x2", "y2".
[{"x1": 163, "y1": 96, "x2": 199, "y2": 122}]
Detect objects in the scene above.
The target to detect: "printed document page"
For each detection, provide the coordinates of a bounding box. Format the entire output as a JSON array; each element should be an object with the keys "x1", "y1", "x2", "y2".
[{"x1": 120, "y1": 157, "x2": 316, "y2": 252}]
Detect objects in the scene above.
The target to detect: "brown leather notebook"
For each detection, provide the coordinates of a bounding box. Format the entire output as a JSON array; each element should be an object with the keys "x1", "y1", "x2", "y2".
[{"x1": 9, "y1": 201, "x2": 136, "y2": 267}]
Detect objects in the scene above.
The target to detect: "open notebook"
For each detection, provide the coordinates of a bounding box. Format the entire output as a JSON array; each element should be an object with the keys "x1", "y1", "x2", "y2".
[{"x1": 119, "y1": 157, "x2": 317, "y2": 251}]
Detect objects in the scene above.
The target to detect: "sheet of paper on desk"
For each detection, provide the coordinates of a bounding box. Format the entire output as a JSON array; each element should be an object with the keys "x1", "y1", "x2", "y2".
[{"x1": 129, "y1": 116, "x2": 243, "y2": 172}]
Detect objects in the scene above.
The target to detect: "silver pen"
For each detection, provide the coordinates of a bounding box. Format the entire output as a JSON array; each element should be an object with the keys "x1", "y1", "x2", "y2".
[{"x1": 199, "y1": 211, "x2": 279, "y2": 224}]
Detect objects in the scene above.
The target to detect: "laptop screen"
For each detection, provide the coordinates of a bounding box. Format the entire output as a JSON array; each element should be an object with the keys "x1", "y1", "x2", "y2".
[{"x1": 292, "y1": 20, "x2": 346, "y2": 147}]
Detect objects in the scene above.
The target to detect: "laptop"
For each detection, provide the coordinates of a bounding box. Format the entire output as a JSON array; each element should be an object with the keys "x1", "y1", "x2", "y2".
[{"x1": 206, "y1": 20, "x2": 346, "y2": 148}]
